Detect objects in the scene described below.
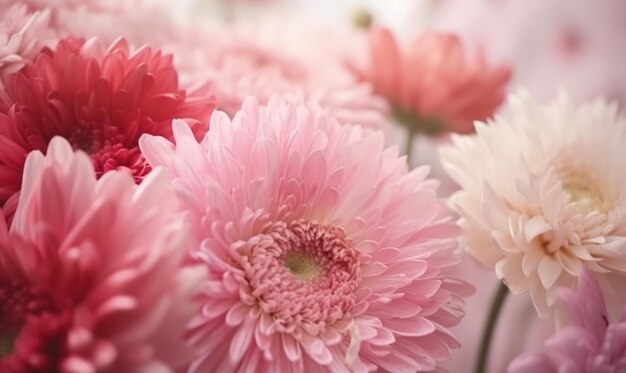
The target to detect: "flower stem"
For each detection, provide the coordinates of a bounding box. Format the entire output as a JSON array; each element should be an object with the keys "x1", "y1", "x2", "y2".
[
  {"x1": 405, "y1": 127, "x2": 416, "y2": 169},
  {"x1": 475, "y1": 282, "x2": 509, "y2": 373}
]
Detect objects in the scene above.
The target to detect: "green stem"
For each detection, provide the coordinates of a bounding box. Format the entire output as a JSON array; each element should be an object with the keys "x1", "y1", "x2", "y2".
[
  {"x1": 405, "y1": 127, "x2": 416, "y2": 169},
  {"x1": 475, "y1": 282, "x2": 509, "y2": 373}
]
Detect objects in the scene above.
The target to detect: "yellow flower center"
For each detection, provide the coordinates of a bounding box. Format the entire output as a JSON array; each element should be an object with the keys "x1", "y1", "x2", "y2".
[{"x1": 562, "y1": 175, "x2": 607, "y2": 213}]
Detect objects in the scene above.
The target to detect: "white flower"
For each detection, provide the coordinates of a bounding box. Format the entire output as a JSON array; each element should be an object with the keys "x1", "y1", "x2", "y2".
[{"x1": 441, "y1": 91, "x2": 626, "y2": 319}]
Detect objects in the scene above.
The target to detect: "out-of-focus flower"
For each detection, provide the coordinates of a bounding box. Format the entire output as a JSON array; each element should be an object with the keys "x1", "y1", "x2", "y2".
[
  {"x1": 353, "y1": 27, "x2": 510, "y2": 136},
  {"x1": 431, "y1": 0, "x2": 626, "y2": 107},
  {"x1": 0, "y1": 3, "x2": 56, "y2": 87},
  {"x1": 0, "y1": 137, "x2": 205, "y2": 372},
  {"x1": 139, "y1": 97, "x2": 472, "y2": 372},
  {"x1": 50, "y1": 0, "x2": 178, "y2": 48},
  {"x1": 509, "y1": 268, "x2": 626, "y2": 372},
  {"x1": 169, "y1": 22, "x2": 389, "y2": 130},
  {"x1": 0, "y1": 37, "x2": 214, "y2": 218},
  {"x1": 3, "y1": 0, "x2": 178, "y2": 51},
  {"x1": 440, "y1": 91, "x2": 626, "y2": 319},
  {"x1": 10, "y1": 0, "x2": 117, "y2": 12}
]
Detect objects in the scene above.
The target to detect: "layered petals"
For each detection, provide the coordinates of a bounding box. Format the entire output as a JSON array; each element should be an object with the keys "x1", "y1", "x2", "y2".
[
  {"x1": 140, "y1": 96, "x2": 472, "y2": 372},
  {"x1": 441, "y1": 92, "x2": 626, "y2": 318},
  {"x1": 0, "y1": 137, "x2": 205, "y2": 372},
  {"x1": 0, "y1": 3, "x2": 56, "y2": 87},
  {"x1": 0, "y1": 36, "x2": 214, "y2": 218}
]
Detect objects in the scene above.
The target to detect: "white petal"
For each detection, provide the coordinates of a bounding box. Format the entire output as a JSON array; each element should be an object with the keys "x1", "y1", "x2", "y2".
[{"x1": 537, "y1": 256, "x2": 562, "y2": 289}]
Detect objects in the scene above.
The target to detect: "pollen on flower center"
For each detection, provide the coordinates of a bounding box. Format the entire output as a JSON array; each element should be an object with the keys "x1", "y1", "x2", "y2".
[
  {"x1": 283, "y1": 252, "x2": 323, "y2": 281},
  {"x1": 561, "y1": 174, "x2": 607, "y2": 213},
  {"x1": 238, "y1": 219, "x2": 360, "y2": 333}
]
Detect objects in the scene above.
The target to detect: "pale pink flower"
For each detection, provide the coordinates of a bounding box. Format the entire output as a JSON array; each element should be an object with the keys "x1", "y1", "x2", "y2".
[
  {"x1": 440, "y1": 91, "x2": 626, "y2": 319},
  {"x1": 353, "y1": 27, "x2": 510, "y2": 135},
  {"x1": 49, "y1": 0, "x2": 179, "y2": 48},
  {"x1": 4, "y1": 0, "x2": 177, "y2": 49},
  {"x1": 0, "y1": 3, "x2": 56, "y2": 87},
  {"x1": 509, "y1": 269, "x2": 626, "y2": 372},
  {"x1": 139, "y1": 97, "x2": 472, "y2": 372},
  {"x1": 170, "y1": 22, "x2": 389, "y2": 130},
  {"x1": 0, "y1": 137, "x2": 205, "y2": 372}
]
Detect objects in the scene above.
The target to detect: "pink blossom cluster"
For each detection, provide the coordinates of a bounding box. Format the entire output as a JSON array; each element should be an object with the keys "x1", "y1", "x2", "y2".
[{"x1": 3, "y1": 0, "x2": 622, "y2": 372}]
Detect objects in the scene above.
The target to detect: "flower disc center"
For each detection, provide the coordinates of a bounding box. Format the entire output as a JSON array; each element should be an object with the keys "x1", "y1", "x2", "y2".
[
  {"x1": 283, "y1": 252, "x2": 323, "y2": 281},
  {"x1": 562, "y1": 175, "x2": 607, "y2": 213},
  {"x1": 238, "y1": 219, "x2": 360, "y2": 332}
]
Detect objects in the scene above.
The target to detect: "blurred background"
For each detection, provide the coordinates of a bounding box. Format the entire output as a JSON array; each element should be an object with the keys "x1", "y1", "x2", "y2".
[{"x1": 125, "y1": 0, "x2": 626, "y2": 370}]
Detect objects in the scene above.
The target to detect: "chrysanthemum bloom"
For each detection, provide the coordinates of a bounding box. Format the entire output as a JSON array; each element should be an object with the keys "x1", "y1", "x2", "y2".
[
  {"x1": 140, "y1": 97, "x2": 472, "y2": 372},
  {"x1": 354, "y1": 27, "x2": 511, "y2": 136},
  {"x1": 170, "y1": 23, "x2": 389, "y2": 130},
  {"x1": 440, "y1": 92, "x2": 626, "y2": 318},
  {"x1": 509, "y1": 269, "x2": 626, "y2": 372},
  {"x1": 0, "y1": 137, "x2": 205, "y2": 372},
  {"x1": 0, "y1": 3, "x2": 56, "y2": 87},
  {"x1": 0, "y1": 37, "x2": 214, "y2": 217}
]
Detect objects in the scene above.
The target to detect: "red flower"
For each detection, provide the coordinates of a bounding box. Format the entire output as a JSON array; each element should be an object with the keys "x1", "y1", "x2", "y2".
[{"x1": 0, "y1": 37, "x2": 214, "y2": 216}]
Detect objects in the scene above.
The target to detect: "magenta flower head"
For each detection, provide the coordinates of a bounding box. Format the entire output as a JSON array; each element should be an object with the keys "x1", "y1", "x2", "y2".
[
  {"x1": 139, "y1": 96, "x2": 473, "y2": 372},
  {"x1": 509, "y1": 268, "x2": 626, "y2": 372},
  {"x1": 0, "y1": 36, "x2": 214, "y2": 220},
  {"x1": 0, "y1": 137, "x2": 205, "y2": 371}
]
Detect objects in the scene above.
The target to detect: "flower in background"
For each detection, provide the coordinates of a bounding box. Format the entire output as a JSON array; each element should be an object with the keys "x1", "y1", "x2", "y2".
[
  {"x1": 139, "y1": 97, "x2": 472, "y2": 372},
  {"x1": 170, "y1": 22, "x2": 389, "y2": 130},
  {"x1": 0, "y1": 37, "x2": 214, "y2": 218},
  {"x1": 440, "y1": 91, "x2": 626, "y2": 319},
  {"x1": 354, "y1": 27, "x2": 510, "y2": 136},
  {"x1": 509, "y1": 268, "x2": 626, "y2": 372},
  {"x1": 5, "y1": 0, "x2": 177, "y2": 49},
  {"x1": 0, "y1": 137, "x2": 204, "y2": 372},
  {"x1": 49, "y1": 0, "x2": 179, "y2": 49},
  {"x1": 0, "y1": 3, "x2": 56, "y2": 87}
]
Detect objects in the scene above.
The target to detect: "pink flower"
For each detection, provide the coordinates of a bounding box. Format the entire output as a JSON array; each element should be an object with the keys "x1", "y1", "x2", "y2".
[
  {"x1": 0, "y1": 3, "x2": 56, "y2": 87},
  {"x1": 0, "y1": 137, "x2": 205, "y2": 372},
  {"x1": 509, "y1": 268, "x2": 626, "y2": 372},
  {"x1": 354, "y1": 27, "x2": 511, "y2": 135},
  {"x1": 440, "y1": 92, "x2": 626, "y2": 319},
  {"x1": 0, "y1": 37, "x2": 214, "y2": 219},
  {"x1": 139, "y1": 96, "x2": 472, "y2": 372},
  {"x1": 171, "y1": 22, "x2": 389, "y2": 130}
]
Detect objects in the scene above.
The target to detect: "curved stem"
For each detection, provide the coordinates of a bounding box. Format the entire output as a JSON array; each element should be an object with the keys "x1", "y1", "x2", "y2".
[{"x1": 475, "y1": 282, "x2": 509, "y2": 373}]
